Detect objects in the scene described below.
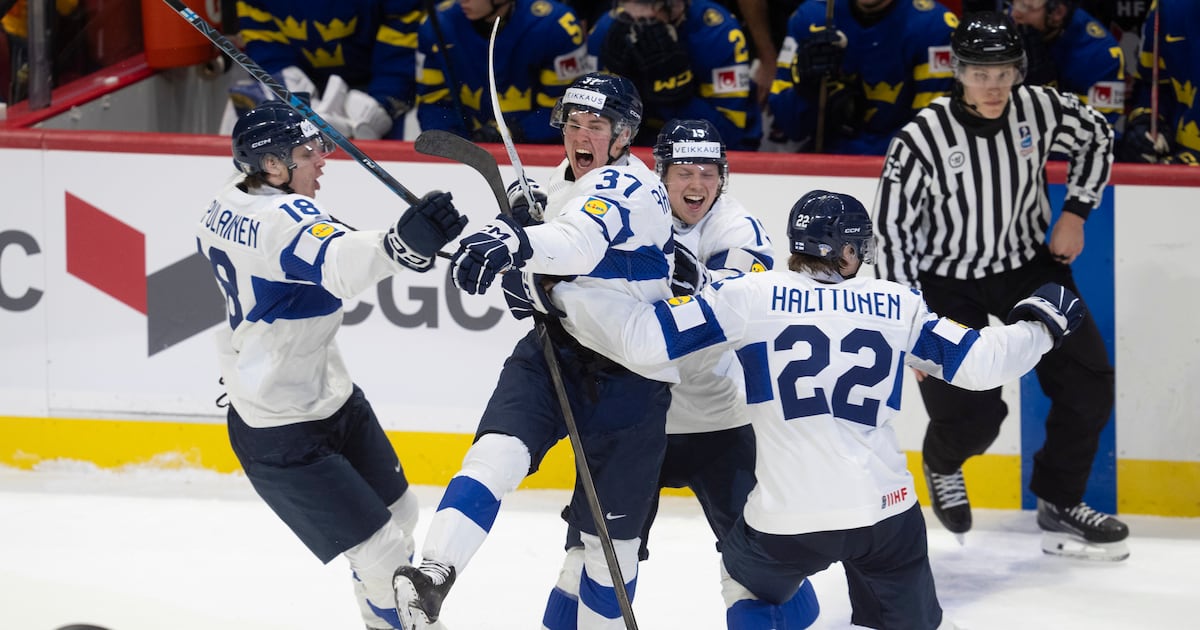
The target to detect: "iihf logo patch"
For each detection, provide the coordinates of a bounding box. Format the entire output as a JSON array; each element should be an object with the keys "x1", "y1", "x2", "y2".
[{"x1": 1019, "y1": 125, "x2": 1034, "y2": 156}]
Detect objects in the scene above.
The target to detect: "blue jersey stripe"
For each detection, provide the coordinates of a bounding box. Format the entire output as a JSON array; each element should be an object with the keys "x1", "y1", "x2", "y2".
[
  {"x1": 910, "y1": 320, "x2": 980, "y2": 382},
  {"x1": 246, "y1": 277, "x2": 342, "y2": 323},
  {"x1": 736, "y1": 342, "x2": 773, "y2": 405}
]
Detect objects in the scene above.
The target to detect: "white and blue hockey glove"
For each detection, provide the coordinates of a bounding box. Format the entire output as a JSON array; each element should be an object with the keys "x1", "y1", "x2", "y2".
[
  {"x1": 506, "y1": 178, "x2": 547, "y2": 227},
  {"x1": 501, "y1": 270, "x2": 563, "y2": 320},
  {"x1": 384, "y1": 190, "x2": 467, "y2": 272},
  {"x1": 670, "y1": 241, "x2": 710, "y2": 297},
  {"x1": 1006, "y1": 283, "x2": 1087, "y2": 349},
  {"x1": 450, "y1": 215, "x2": 532, "y2": 295}
]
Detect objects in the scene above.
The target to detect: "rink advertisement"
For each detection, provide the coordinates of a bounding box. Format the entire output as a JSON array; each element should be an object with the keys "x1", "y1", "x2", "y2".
[{"x1": 0, "y1": 130, "x2": 1197, "y2": 516}]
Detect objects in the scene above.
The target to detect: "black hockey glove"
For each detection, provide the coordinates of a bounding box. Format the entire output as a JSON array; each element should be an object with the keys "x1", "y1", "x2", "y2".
[
  {"x1": 1117, "y1": 111, "x2": 1170, "y2": 163},
  {"x1": 630, "y1": 20, "x2": 694, "y2": 107},
  {"x1": 822, "y1": 78, "x2": 866, "y2": 141},
  {"x1": 471, "y1": 124, "x2": 503, "y2": 144},
  {"x1": 384, "y1": 190, "x2": 468, "y2": 272},
  {"x1": 1006, "y1": 283, "x2": 1087, "y2": 349},
  {"x1": 792, "y1": 29, "x2": 846, "y2": 87},
  {"x1": 671, "y1": 241, "x2": 710, "y2": 297},
  {"x1": 602, "y1": 19, "x2": 640, "y2": 78},
  {"x1": 501, "y1": 270, "x2": 563, "y2": 320},
  {"x1": 450, "y1": 214, "x2": 533, "y2": 294},
  {"x1": 506, "y1": 178, "x2": 547, "y2": 227}
]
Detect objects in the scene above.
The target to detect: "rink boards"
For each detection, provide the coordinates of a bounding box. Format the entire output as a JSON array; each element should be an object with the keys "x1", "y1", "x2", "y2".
[{"x1": 0, "y1": 130, "x2": 1196, "y2": 517}]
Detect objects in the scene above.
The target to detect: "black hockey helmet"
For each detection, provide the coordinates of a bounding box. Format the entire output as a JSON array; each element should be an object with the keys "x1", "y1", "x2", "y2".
[
  {"x1": 952, "y1": 12, "x2": 1027, "y2": 80},
  {"x1": 551, "y1": 72, "x2": 644, "y2": 145},
  {"x1": 652, "y1": 119, "x2": 728, "y2": 188},
  {"x1": 232, "y1": 100, "x2": 332, "y2": 177},
  {"x1": 787, "y1": 190, "x2": 875, "y2": 264}
]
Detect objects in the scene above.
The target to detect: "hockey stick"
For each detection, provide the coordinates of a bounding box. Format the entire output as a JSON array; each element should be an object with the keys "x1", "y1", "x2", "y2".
[
  {"x1": 159, "y1": 0, "x2": 421, "y2": 206},
  {"x1": 488, "y1": 16, "x2": 639, "y2": 629},
  {"x1": 813, "y1": 0, "x2": 836, "y2": 153},
  {"x1": 1149, "y1": 4, "x2": 1161, "y2": 143},
  {"x1": 487, "y1": 17, "x2": 540, "y2": 211},
  {"x1": 424, "y1": 0, "x2": 474, "y2": 134},
  {"x1": 414, "y1": 130, "x2": 510, "y2": 215}
]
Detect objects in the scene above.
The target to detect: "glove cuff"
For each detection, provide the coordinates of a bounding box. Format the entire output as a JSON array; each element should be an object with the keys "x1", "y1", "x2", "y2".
[{"x1": 383, "y1": 231, "x2": 434, "y2": 273}]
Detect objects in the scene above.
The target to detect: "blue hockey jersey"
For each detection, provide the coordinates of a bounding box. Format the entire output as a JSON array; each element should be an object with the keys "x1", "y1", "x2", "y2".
[
  {"x1": 238, "y1": 0, "x2": 421, "y2": 133},
  {"x1": 588, "y1": 0, "x2": 761, "y2": 150},
  {"x1": 1128, "y1": 1, "x2": 1200, "y2": 165},
  {"x1": 1028, "y1": 8, "x2": 1125, "y2": 137},
  {"x1": 769, "y1": 0, "x2": 957, "y2": 155},
  {"x1": 415, "y1": 0, "x2": 588, "y2": 143}
]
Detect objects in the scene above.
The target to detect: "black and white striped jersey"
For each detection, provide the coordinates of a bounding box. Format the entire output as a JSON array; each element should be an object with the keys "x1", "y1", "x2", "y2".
[{"x1": 872, "y1": 85, "x2": 1113, "y2": 287}]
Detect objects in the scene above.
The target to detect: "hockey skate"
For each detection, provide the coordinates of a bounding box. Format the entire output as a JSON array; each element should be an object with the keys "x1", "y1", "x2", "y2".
[
  {"x1": 394, "y1": 561, "x2": 456, "y2": 630},
  {"x1": 1037, "y1": 499, "x2": 1130, "y2": 561},
  {"x1": 923, "y1": 462, "x2": 972, "y2": 543}
]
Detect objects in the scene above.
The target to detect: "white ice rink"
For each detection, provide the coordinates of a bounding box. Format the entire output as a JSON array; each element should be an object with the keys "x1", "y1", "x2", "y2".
[{"x1": 2, "y1": 463, "x2": 1196, "y2": 630}]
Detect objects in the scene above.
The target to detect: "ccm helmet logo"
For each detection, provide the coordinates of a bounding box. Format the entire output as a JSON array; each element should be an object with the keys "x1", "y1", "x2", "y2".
[
  {"x1": 251, "y1": 138, "x2": 272, "y2": 148},
  {"x1": 845, "y1": 227, "x2": 863, "y2": 233}
]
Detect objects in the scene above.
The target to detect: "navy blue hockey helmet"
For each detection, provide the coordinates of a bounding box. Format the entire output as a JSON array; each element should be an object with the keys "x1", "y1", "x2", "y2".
[
  {"x1": 787, "y1": 190, "x2": 875, "y2": 264},
  {"x1": 231, "y1": 101, "x2": 333, "y2": 176},
  {"x1": 551, "y1": 72, "x2": 644, "y2": 142},
  {"x1": 653, "y1": 118, "x2": 728, "y2": 187},
  {"x1": 952, "y1": 11, "x2": 1027, "y2": 82}
]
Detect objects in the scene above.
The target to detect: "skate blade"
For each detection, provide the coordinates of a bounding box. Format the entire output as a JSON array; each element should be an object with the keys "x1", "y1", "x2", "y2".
[
  {"x1": 393, "y1": 577, "x2": 436, "y2": 630},
  {"x1": 1040, "y1": 532, "x2": 1130, "y2": 561}
]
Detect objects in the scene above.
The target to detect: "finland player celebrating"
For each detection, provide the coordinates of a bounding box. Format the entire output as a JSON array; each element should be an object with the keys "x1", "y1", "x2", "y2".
[
  {"x1": 549, "y1": 190, "x2": 1089, "y2": 629},
  {"x1": 555, "y1": 119, "x2": 820, "y2": 627},
  {"x1": 393, "y1": 72, "x2": 677, "y2": 630},
  {"x1": 874, "y1": 11, "x2": 1127, "y2": 561},
  {"x1": 195, "y1": 101, "x2": 467, "y2": 630}
]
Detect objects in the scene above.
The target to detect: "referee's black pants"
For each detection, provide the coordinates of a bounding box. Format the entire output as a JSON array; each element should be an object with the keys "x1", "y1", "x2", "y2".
[{"x1": 915, "y1": 247, "x2": 1115, "y2": 507}]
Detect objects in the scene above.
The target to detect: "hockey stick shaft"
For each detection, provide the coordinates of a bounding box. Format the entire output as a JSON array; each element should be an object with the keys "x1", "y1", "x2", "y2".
[
  {"x1": 487, "y1": 16, "x2": 638, "y2": 629},
  {"x1": 1150, "y1": 5, "x2": 1160, "y2": 141},
  {"x1": 813, "y1": 0, "x2": 836, "y2": 153},
  {"x1": 488, "y1": 18, "x2": 539, "y2": 211},
  {"x1": 159, "y1": 0, "x2": 421, "y2": 206}
]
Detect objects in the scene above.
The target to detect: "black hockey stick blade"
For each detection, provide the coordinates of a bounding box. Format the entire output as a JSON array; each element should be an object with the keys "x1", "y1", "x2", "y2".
[{"x1": 414, "y1": 130, "x2": 511, "y2": 215}]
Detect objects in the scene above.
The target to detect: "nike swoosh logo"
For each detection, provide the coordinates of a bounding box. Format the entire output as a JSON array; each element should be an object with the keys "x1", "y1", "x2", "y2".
[
  {"x1": 604, "y1": 512, "x2": 627, "y2": 520},
  {"x1": 809, "y1": 24, "x2": 827, "y2": 33},
  {"x1": 1166, "y1": 35, "x2": 1185, "y2": 43}
]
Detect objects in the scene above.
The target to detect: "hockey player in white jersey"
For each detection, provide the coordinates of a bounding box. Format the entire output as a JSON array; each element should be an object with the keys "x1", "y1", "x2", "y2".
[
  {"x1": 549, "y1": 190, "x2": 1088, "y2": 629},
  {"x1": 393, "y1": 72, "x2": 677, "y2": 630},
  {"x1": 550, "y1": 118, "x2": 820, "y2": 628},
  {"x1": 195, "y1": 101, "x2": 467, "y2": 630}
]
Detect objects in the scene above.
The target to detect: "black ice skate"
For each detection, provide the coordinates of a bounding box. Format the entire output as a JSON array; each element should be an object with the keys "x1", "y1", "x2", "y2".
[
  {"x1": 1037, "y1": 499, "x2": 1130, "y2": 561},
  {"x1": 394, "y1": 561, "x2": 456, "y2": 630},
  {"x1": 923, "y1": 462, "x2": 972, "y2": 543}
]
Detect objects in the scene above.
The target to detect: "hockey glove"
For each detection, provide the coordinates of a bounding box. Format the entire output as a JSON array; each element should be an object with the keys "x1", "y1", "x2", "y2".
[
  {"x1": 823, "y1": 78, "x2": 866, "y2": 140},
  {"x1": 506, "y1": 178, "x2": 547, "y2": 226},
  {"x1": 630, "y1": 20, "x2": 694, "y2": 107},
  {"x1": 384, "y1": 191, "x2": 468, "y2": 272},
  {"x1": 501, "y1": 270, "x2": 564, "y2": 320},
  {"x1": 601, "y1": 19, "x2": 639, "y2": 79},
  {"x1": 450, "y1": 214, "x2": 533, "y2": 294},
  {"x1": 1117, "y1": 111, "x2": 1170, "y2": 164},
  {"x1": 1006, "y1": 283, "x2": 1087, "y2": 349},
  {"x1": 671, "y1": 241, "x2": 710, "y2": 297},
  {"x1": 344, "y1": 89, "x2": 393, "y2": 140},
  {"x1": 791, "y1": 29, "x2": 846, "y2": 87}
]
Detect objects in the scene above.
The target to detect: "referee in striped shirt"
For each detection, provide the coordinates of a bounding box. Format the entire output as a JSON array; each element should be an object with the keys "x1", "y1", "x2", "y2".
[{"x1": 873, "y1": 11, "x2": 1129, "y2": 561}]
